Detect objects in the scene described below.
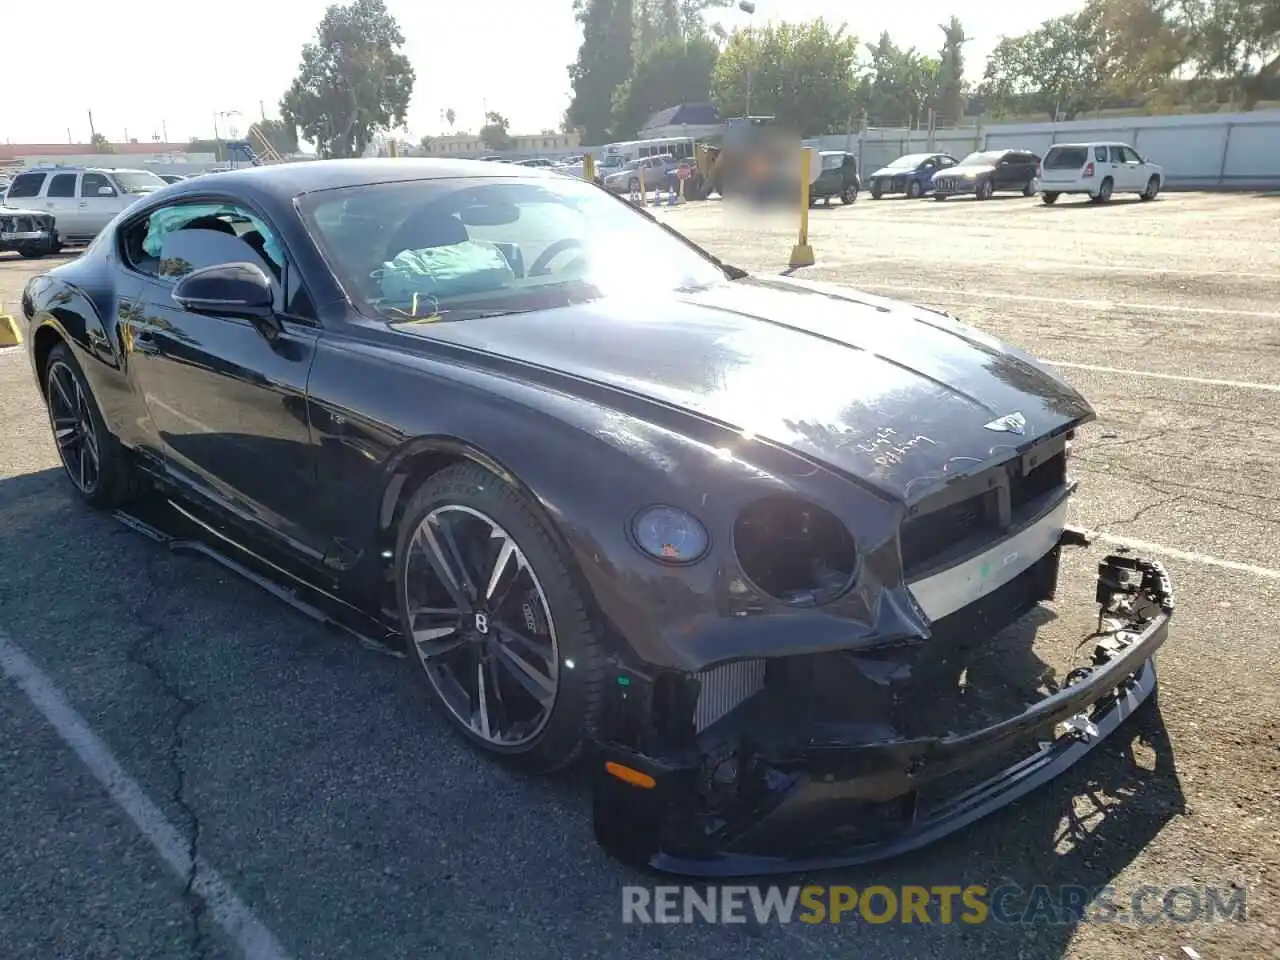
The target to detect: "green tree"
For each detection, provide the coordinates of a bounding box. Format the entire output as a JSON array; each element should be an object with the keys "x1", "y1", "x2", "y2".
[
  {"x1": 936, "y1": 17, "x2": 969, "y2": 126},
  {"x1": 1087, "y1": 0, "x2": 1188, "y2": 100},
  {"x1": 445, "y1": 108, "x2": 456, "y2": 130},
  {"x1": 711, "y1": 19, "x2": 860, "y2": 135},
  {"x1": 247, "y1": 119, "x2": 299, "y2": 156},
  {"x1": 280, "y1": 0, "x2": 415, "y2": 158},
  {"x1": 864, "y1": 32, "x2": 940, "y2": 127},
  {"x1": 981, "y1": 13, "x2": 1106, "y2": 120},
  {"x1": 89, "y1": 132, "x2": 114, "y2": 153},
  {"x1": 612, "y1": 35, "x2": 719, "y2": 137},
  {"x1": 1178, "y1": 0, "x2": 1280, "y2": 109},
  {"x1": 634, "y1": 0, "x2": 729, "y2": 53},
  {"x1": 479, "y1": 111, "x2": 514, "y2": 150},
  {"x1": 566, "y1": 0, "x2": 635, "y2": 143}
]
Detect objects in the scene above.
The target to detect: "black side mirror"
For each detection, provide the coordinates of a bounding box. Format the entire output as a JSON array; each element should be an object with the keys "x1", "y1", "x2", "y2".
[{"x1": 172, "y1": 262, "x2": 280, "y2": 336}]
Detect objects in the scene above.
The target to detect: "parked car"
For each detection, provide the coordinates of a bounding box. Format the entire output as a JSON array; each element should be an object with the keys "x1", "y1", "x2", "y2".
[
  {"x1": 809, "y1": 151, "x2": 860, "y2": 205},
  {"x1": 3, "y1": 166, "x2": 168, "y2": 243},
  {"x1": 158, "y1": 173, "x2": 188, "y2": 184},
  {"x1": 602, "y1": 153, "x2": 676, "y2": 194},
  {"x1": 1033, "y1": 142, "x2": 1163, "y2": 204},
  {"x1": 0, "y1": 204, "x2": 60, "y2": 258},
  {"x1": 931, "y1": 149, "x2": 1041, "y2": 200},
  {"x1": 20, "y1": 158, "x2": 1173, "y2": 876},
  {"x1": 867, "y1": 153, "x2": 956, "y2": 199},
  {"x1": 512, "y1": 158, "x2": 557, "y2": 168}
]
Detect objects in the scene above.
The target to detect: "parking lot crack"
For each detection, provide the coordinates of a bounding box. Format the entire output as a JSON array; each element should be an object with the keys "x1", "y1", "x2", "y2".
[{"x1": 124, "y1": 556, "x2": 208, "y2": 960}]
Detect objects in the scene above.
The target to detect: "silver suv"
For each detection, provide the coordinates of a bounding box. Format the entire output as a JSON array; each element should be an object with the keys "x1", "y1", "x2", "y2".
[{"x1": 2, "y1": 166, "x2": 168, "y2": 243}]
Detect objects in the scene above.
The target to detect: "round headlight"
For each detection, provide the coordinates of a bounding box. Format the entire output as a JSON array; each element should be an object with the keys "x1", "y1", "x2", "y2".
[{"x1": 632, "y1": 505, "x2": 710, "y2": 564}]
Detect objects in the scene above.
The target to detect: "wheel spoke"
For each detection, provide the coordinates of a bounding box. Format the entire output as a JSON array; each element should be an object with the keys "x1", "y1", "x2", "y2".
[
  {"x1": 415, "y1": 521, "x2": 473, "y2": 613},
  {"x1": 409, "y1": 607, "x2": 467, "y2": 657},
  {"x1": 49, "y1": 368, "x2": 74, "y2": 413},
  {"x1": 474, "y1": 659, "x2": 492, "y2": 739},
  {"x1": 483, "y1": 532, "x2": 518, "y2": 602},
  {"x1": 491, "y1": 636, "x2": 556, "y2": 708},
  {"x1": 495, "y1": 621, "x2": 553, "y2": 665}
]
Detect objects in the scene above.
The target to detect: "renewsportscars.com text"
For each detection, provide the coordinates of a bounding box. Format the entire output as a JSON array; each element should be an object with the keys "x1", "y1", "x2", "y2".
[{"x1": 621, "y1": 884, "x2": 1248, "y2": 926}]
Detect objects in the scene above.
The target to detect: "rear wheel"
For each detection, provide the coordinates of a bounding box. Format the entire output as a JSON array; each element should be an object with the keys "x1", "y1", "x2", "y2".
[
  {"x1": 43, "y1": 342, "x2": 138, "y2": 509},
  {"x1": 840, "y1": 183, "x2": 857, "y2": 204},
  {"x1": 976, "y1": 179, "x2": 994, "y2": 201},
  {"x1": 1140, "y1": 175, "x2": 1160, "y2": 201},
  {"x1": 1041, "y1": 192, "x2": 1060, "y2": 205},
  {"x1": 395, "y1": 462, "x2": 605, "y2": 773},
  {"x1": 1091, "y1": 177, "x2": 1113, "y2": 203},
  {"x1": 870, "y1": 182, "x2": 883, "y2": 199},
  {"x1": 1022, "y1": 181, "x2": 1036, "y2": 197},
  {"x1": 906, "y1": 180, "x2": 922, "y2": 199}
]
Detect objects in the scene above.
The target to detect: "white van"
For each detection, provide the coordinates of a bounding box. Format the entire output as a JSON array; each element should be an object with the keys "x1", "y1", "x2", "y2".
[{"x1": 2, "y1": 166, "x2": 169, "y2": 242}]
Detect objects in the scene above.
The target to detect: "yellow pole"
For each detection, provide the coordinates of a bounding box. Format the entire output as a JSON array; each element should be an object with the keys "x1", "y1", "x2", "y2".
[
  {"x1": 388, "y1": 139, "x2": 398, "y2": 158},
  {"x1": 790, "y1": 146, "x2": 815, "y2": 268},
  {"x1": 584, "y1": 153, "x2": 595, "y2": 181},
  {"x1": 639, "y1": 166, "x2": 646, "y2": 204}
]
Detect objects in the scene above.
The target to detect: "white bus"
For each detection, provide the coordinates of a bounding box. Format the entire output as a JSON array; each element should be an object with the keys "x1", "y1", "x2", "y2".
[{"x1": 597, "y1": 136, "x2": 696, "y2": 174}]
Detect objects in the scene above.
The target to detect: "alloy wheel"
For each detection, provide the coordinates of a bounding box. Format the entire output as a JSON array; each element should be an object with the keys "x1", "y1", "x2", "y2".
[
  {"x1": 403, "y1": 504, "x2": 560, "y2": 747},
  {"x1": 47, "y1": 360, "x2": 101, "y2": 495}
]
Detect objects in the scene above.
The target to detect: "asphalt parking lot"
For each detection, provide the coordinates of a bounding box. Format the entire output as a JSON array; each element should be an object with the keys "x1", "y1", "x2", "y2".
[{"x1": 1, "y1": 189, "x2": 1278, "y2": 959}]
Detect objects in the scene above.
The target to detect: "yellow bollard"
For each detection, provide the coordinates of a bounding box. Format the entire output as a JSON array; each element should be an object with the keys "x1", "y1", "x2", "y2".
[
  {"x1": 789, "y1": 146, "x2": 815, "y2": 268},
  {"x1": 584, "y1": 153, "x2": 595, "y2": 181},
  {"x1": 639, "y1": 166, "x2": 646, "y2": 205},
  {"x1": 388, "y1": 139, "x2": 399, "y2": 158}
]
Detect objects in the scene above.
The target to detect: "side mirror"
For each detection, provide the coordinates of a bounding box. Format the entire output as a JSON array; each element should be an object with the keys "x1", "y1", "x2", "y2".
[
  {"x1": 172, "y1": 262, "x2": 281, "y2": 336},
  {"x1": 98, "y1": 186, "x2": 116, "y2": 196}
]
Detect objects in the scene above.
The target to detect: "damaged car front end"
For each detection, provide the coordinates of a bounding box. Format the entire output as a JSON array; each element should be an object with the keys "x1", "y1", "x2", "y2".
[{"x1": 591, "y1": 429, "x2": 1173, "y2": 876}]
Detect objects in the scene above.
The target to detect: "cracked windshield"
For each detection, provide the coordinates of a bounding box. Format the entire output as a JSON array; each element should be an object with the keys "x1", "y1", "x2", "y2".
[{"x1": 0, "y1": 0, "x2": 1275, "y2": 959}]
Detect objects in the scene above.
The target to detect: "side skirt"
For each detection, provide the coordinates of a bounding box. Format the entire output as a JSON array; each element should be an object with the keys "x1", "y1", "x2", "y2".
[{"x1": 113, "y1": 500, "x2": 406, "y2": 660}]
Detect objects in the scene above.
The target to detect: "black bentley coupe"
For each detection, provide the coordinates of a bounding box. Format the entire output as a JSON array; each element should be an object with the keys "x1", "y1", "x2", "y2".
[{"x1": 21, "y1": 159, "x2": 1173, "y2": 875}]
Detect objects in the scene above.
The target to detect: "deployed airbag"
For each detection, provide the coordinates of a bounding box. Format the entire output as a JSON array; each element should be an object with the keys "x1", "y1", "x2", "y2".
[{"x1": 378, "y1": 240, "x2": 515, "y2": 302}]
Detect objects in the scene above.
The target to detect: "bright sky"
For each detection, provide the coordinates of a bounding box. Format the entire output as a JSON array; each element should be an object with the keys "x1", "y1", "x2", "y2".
[{"x1": 5, "y1": 0, "x2": 1079, "y2": 145}]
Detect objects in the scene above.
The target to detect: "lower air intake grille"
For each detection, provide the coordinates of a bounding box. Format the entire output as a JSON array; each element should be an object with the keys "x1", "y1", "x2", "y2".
[{"x1": 694, "y1": 659, "x2": 766, "y2": 733}]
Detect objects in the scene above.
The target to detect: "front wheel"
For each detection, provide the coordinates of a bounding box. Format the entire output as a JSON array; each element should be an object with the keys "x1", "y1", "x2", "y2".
[
  {"x1": 1041, "y1": 192, "x2": 1060, "y2": 205},
  {"x1": 1140, "y1": 176, "x2": 1160, "y2": 201},
  {"x1": 976, "y1": 179, "x2": 994, "y2": 201},
  {"x1": 906, "y1": 180, "x2": 922, "y2": 199},
  {"x1": 870, "y1": 182, "x2": 883, "y2": 199},
  {"x1": 1023, "y1": 181, "x2": 1036, "y2": 197},
  {"x1": 841, "y1": 183, "x2": 857, "y2": 204},
  {"x1": 395, "y1": 462, "x2": 605, "y2": 773},
  {"x1": 44, "y1": 342, "x2": 139, "y2": 508}
]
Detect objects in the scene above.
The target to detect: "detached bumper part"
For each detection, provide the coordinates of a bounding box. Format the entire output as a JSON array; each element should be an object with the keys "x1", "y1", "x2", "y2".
[{"x1": 592, "y1": 551, "x2": 1173, "y2": 876}]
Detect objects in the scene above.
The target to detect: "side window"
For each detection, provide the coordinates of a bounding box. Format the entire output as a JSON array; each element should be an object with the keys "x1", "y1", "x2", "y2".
[
  {"x1": 1094, "y1": 146, "x2": 1108, "y2": 162},
  {"x1": 81, "y1": 172, "x2": 116, "y2": 197},
  {"x1": 1121, "y1": 146, "x2": 1142, "y2": 163},
  {"x1": 1108, "y1": 146, "x2": 1125, "y2": 163},
  {"x1": 7, "y1": 172, "x2": 47, "y2": 199},
  {"x1": 47, "y1": 173, "x2": 77, "y2": 198}
]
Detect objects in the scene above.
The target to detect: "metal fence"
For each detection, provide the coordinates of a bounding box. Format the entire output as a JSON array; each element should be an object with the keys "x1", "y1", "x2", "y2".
[{"x1": 802, "y1": 109, "x2": 1280, "y2": 189}]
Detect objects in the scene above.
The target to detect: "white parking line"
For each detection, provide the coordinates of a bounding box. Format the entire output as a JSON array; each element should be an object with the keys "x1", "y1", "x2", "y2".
[
  {"x1": 0, "y1": 630, "x2": 292, "y2": 960},
  {"x1": 1085, "y1": 531, "x2": 1280, "y2": 582},
  {"x1": 856, "y1": 282, "x2": 1278, "y2": 320},
  {"x1": 1043, "y1": 361, "x2": 1280, "y2": 393}
]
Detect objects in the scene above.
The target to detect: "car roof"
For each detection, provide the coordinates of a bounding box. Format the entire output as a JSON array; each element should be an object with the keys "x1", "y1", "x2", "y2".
[{"x1": 168, "y1": 158, "x2": 555, "y2": 200}]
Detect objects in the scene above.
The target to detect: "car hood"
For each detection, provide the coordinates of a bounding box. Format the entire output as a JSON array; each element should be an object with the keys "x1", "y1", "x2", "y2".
[
  {"x1": 404, "y1": 276, "x2": 1094, "y2": 503},
  {"x1": 0, "y1": 204, "x2": 50, "y2": 217},
  {"x1": 935, "y1": 165, "x2": 993, "y2": 178},
  {"x1": 870, "y1": 166, "x2": 920, "y2": 178}
]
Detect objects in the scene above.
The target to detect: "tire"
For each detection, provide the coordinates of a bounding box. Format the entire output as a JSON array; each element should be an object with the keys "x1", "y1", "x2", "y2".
[
  {"x1": 1042, "y1": 192, "x2": 1059, "y2": 205},
  {"x1": 976, "y1": 179, "x2": 994, "y2": 201},
  {"x1": 1091, "y1": 178, "x2": 1113, "y2": 203},
  {"x1": 628, "y1": 178, "x2": 640, "y2": 195},
  {"x1": 906, "y1": 180, "x2": 922, "y2": 199},
  {"x1": 933, "y1": 193, "x2": 947, "y2": 201},
  {"x1": 841, "y1": 183, "x2": 857, "y2": 204},
  {"x1": 1140, "y1": 175, "x2": 1160, "y2": 201},
  {"x1": 18, "y1": 244, "x2": 48, "y2": 259},
  {"x1": 394, "y1": 462, "x2": 605, "y2": 774},
  {"x1": 1023, "y1": 181, "x2": 1036, "y2": 197},
  {"x1": 870, "y1": 182, "x2": 883, "y2": 199},
  {"x1": 43, "y1": 342, "x2": 139, "y2": 509}
]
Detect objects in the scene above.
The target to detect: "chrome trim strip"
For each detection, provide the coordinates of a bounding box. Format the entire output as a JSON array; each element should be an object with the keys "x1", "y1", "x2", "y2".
[{"x1": 908, "y1": 498, "x2": 1070, "y2": 622}]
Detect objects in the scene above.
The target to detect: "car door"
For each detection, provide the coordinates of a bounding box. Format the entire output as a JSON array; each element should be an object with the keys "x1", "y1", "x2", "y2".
[
  {"x1": 120, "y1": 200, "x2": 327, "y2": 560},
  {"x1": 43, "y1": 172, "x2": 81, "y2": 235},
  {"x1": 993, "y1": 153, "x2": 1021, "y2": 190},
  {"x1": 1118, "y1": 145, "x2": 1147, "y2": 189},
  {"x1": 1104, "y1": 145, "x2": 1131, "y2": 189},
  {"x1": 77, "y1": 172, "x2": 125, "y2": 239}
]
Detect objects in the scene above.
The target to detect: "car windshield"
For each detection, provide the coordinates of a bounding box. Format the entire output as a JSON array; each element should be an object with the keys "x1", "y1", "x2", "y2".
[
  {"x1": 957, "y1": 151, "x2": 1005, "y2": 166},
  {"x1": 886, "y1": 154, "x2": 932, "y2": 169},
  {"x1": 821, "y1": 153, "x2": 844, "y2": 170},
  {"x1": 113, "y1": 170, "x2": 167, "y2": 194},
  {"x1": 299, "y1": 175, "x2": 731, "y2": 323}
]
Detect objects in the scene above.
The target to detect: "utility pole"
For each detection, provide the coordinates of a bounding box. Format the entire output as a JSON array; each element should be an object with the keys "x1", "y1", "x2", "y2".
[
  {"x1": 259, "y1": 100, "x2": 267, "y2": 122},
  {"x1": 87, "y1": 110, "x2": 97, "y2": 142},
  {"x1": 162, "y1": 120, "x2": 168, "y2": 142}
]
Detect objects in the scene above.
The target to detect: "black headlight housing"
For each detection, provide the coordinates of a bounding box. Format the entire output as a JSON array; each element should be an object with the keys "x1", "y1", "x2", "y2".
[{"x1": 732, "y1": 496, "x2": 858, "y2": 607}]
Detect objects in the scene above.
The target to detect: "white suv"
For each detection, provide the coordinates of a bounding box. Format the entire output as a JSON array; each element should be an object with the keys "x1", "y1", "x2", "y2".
[
  {"x1": 1033, "y1": 142, "x2": 1163, "y2": 205},
  {"x1": 2, "y1": 166, "x2": 168, "y2": 243}
]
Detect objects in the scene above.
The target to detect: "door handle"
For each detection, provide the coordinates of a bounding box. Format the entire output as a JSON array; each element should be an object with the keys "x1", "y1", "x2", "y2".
[
  {"x1": 78, "y1": 202, "x2": 88, "y2": 208},
  {"x1": 132, "y1": 330, "x2": 160, "y2": 355}
]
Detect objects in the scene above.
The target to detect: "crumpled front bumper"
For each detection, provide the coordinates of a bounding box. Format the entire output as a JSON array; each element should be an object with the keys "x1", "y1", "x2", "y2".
[{"x1": 592, "y1": 548, "x2": 1173, "y2": 877}]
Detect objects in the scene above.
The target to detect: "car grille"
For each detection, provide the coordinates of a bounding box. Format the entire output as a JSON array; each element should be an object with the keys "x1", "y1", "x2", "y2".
[
  {"x1": 899, "y1": 437, "x2": 1068, "y2": 579},
  {"x1": 935, "y1": 178, "x2": 956, "y2": 192},
  {"x1": 0, "y1": 213, "x2": 50, "y2": 233}
]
